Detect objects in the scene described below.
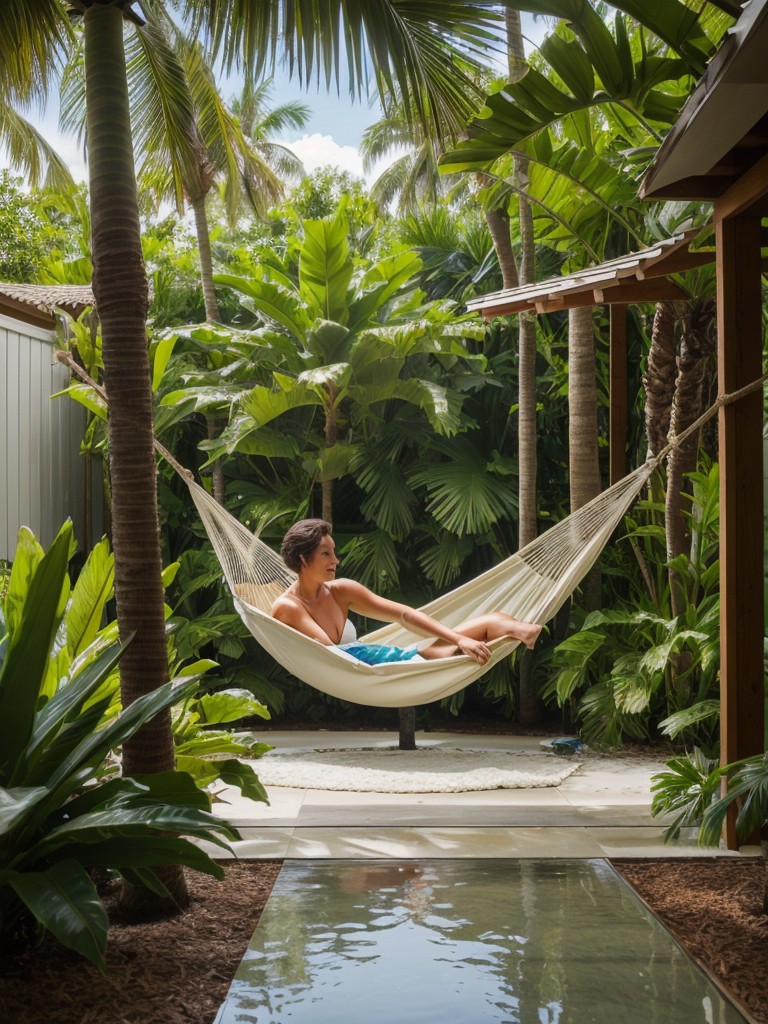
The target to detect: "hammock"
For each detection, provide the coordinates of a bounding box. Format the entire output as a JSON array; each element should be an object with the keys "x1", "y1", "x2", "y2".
[
  {"x1": 179, "y1": 462, "x2": 654, "y2": 708},
  {"x1": 56, "y1": 350, "x2": 767, "y2": 710}
]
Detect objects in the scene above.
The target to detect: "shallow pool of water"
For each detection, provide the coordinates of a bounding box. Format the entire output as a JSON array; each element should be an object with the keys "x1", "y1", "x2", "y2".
[{"x1": 215, "y1": 859, "x2": 748, "y2": 1024}]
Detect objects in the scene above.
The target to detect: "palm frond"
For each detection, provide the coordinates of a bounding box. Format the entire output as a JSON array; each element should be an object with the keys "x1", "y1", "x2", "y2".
[
  {"x1": 0, "y1": 100, "x2": 75, "y2": 192},
  {"x1": 195, "y1": 0, "x2": 504, "y2": 140},
  {"x1": 0, "y1": 0, "x2": 71, "y2": 103}
]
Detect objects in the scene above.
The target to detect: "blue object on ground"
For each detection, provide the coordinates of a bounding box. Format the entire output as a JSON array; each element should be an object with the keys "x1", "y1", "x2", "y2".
[{"x1": 551, "y1": 736, "x2": 582, "y2": 756}]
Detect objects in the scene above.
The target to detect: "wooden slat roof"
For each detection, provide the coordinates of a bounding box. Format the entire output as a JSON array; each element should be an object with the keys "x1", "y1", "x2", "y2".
[{"x1": 465, "y1": 231, "x2": 711, "y2": 318}]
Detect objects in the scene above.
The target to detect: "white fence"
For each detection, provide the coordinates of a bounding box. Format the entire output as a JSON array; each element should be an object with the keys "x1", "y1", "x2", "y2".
[{"x1": 0, "y1": 311, "x2": 100, "y2": 562}]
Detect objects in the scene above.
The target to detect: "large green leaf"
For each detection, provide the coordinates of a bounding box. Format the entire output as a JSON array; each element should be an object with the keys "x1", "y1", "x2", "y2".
[
  {"x1": 506, "y1": 0, "x2": 715, "y2": 73},
  {"x1": 40, "y1": 835, "x2": 228, "y2": 877},
  {"x1": 197, "y1": 688, "x2": 270, "y2": 725},
  {"x1": 304, "y1": 320, "x2": 352, "y2": 364},
  {"x1": 346, "y1": 250, "x2": 423, "y2": 332},
  {"x1": 299, "y1": 213, "x2": 353, "y2": 323},
  {"x1": 214, "y1": 273, "x2": 310, "y2": 341},
  {"x1": 24, "y1": 641, "x2": 125, "y2": 785},
  {"x1": 0, "y1": 786, "x2": 49, "y2": 833},
  {"x1": 7, "y1": 860, "x2": 108, "y2": 969},
  {"x1": 43, "y1": 679, "x2": 200, "y2": 807},
  {"x1": 440, "y1": 15, "x2": 689, "y2": 174},
  {"x1": 408, "y1": 447, "x2": 518, "y2": 535},
  {"x1": 2, "y1": 527, "x2": 45, "y2": 639},
  {"x1": 65, "y1": 537, "x2": 115, "y2": 658},
  {"x1": 31, "y1": 804, "x2": 237, "y2": 858},
  {"x1": 216, "y1": 758, "x2": 269, "y2": 804},
  {"x1": 239, "y1": 379, "x2": 324, "y2": 429},
  {"x1": 0, "y1": 524, "x2": 72, "y2": 783}
]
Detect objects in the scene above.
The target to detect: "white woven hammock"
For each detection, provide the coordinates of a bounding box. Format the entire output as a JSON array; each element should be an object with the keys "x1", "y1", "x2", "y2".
[
  {"x1": 179, "y1": 461, "x2": 655, "y2": 708},
  {"x1": 55, "y1": 347, "x2": 764, "y2": 710}
]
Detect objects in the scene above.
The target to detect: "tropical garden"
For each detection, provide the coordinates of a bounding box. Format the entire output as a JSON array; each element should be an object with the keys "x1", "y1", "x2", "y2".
[{"x1": 1, "y1": 0, "x2": 767, "y2": 1006}]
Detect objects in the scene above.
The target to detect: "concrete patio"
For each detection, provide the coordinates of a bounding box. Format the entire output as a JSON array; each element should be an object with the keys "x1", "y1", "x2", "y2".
[{"x1": 206, "y1": 731, "x2": 760, "y2": 861}]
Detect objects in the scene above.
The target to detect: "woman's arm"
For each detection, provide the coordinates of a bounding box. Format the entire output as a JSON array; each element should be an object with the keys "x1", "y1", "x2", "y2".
[{"x1": 336, "y1": 579, "x2": 489, "y2": 661}]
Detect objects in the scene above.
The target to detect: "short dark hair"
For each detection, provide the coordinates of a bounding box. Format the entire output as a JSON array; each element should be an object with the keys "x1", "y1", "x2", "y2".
[{"x1": 280, "y1": 519, "x2": 333, "y2": 571}]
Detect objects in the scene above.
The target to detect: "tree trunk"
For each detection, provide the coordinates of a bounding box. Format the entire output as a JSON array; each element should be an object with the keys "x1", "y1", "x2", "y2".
[
  {"x1": 506, "y1": 7, "x2": 541, "y2": 725},
  {"x1": 189, "y1": 192, "x2": 226, "y2": 505},
  {"x1": 84, "y1": 4, "x2": 187, "y2": 910},
  {"x1": 322, "y1": 395, "x2": 337, "y2": 525},
  {"x1": 643, "y1": 301, "x2": 678, "y2": 458},
  {"x1": 190, "y1": 192, "x2": 221, "y2": 323},
  {"x1": 484, "y1": 205, "x2": 518, "y2": 290},
  {"x1": 568, "y1": 306, "x2": 602, "y2": 610},
  {"x1": 666, "y1": 298, "x2": 715, "y2": 616},
  {"x1": 515, "y1": 178, "x2": 537, "y2": 552}
]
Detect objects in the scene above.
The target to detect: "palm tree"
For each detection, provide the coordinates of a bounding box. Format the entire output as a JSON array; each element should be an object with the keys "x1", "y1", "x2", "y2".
[
  {"x1": 60, "y1": 9, "x2": 299, "y2": 326},
  {"x1": 3, "y1": 0, "x2": 510, "y2": 906},
  {"x1": 230, "y1": 76, "x2": 309, "y2": 185}
]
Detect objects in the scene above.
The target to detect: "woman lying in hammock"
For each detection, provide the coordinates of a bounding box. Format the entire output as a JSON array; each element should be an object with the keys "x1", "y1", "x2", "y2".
[{"x1": 271, "y1": 519, "x2": 542, "y2": 666}]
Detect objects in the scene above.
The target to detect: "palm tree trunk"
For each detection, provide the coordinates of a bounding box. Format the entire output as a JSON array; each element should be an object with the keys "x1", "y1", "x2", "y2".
[
  {"x1": 666, "y1": 299, "x2": 715, "y2": 615},
  {"x1": 568, "y1": 305, "x2": 602, "y2": 610},
  {"x1": 189, "y1": 191, "x2": 226, "y2": 505},
  {"x1": 322, "y1": 394, "x2": 337, "y2": 525},
  {"x1": 84, "y1": 3, "x2": 186, "y2": 910},
  {"x1": 507, "y1": 8, "x2": 540, "y2": 723},
  {"x1": 484, "y1": 205, "x2": 518, "y2": 289},
  {"x1": 190, "y1": 192, "x2": 221, "y2": 323},
  {"x1": 516, "y1": 184, "x2": 537, "y2": 553},
  {"x1": 643, "y1": 301, "x2": 678, "y2": 458}
]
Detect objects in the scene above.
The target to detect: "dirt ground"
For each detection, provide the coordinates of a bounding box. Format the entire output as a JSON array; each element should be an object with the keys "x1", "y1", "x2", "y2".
[{"x1": 1, "y1": 857, "x2": 766, "y2": 1024}]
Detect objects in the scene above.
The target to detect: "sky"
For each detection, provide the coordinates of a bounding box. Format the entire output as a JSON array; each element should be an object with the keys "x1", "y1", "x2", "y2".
[{"x1": 3, "y1": 13, "x2": 548, "y2": 188}]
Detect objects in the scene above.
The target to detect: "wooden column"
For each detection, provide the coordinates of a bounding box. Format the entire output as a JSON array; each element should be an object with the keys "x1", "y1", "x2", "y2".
[
  {"x1": 716, "y1": 216, "x2": 765, "y2": 848},
  {"x1": 609, "y1": 303, "x2": 628, "y2": 484}
]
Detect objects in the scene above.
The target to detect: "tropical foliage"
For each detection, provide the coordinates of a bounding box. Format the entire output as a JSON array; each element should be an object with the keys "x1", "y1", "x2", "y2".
[
  {"x1": 6, "y1": 1, "x2": 766, "y2": 756},
  {"x1": 0, "y1": 523, "x2": 238, "y2": 967}
]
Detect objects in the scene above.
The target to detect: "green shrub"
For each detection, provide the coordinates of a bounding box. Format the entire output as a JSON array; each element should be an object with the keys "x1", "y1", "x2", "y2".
[{"x1": 0, "y1": 523, "x2": 238, "y2": 969}]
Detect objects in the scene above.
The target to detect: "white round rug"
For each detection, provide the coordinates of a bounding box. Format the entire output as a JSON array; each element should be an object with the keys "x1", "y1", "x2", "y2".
[{"x1": 255, "y1": 746, "x2": 582, "y2": 793}]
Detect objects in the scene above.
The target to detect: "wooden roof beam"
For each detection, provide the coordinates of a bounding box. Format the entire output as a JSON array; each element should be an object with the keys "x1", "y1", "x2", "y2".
[
  {"x1": 636, "y1": 248, "x2": 714, "y2": 278},
  {"x1": 594, "y1": 278, "x2": 686, "y2": 304},
  {"x1": 0, "y1": 298, "x2": 55, "y2": 330},
  {"x1": 714, "y1": 149, "x2": 768, "y2": 222}
]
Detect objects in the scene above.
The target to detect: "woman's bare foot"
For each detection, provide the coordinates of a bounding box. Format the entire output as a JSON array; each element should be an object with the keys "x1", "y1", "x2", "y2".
[{"x1": 513, "y1": 621, "x2": 542, "y2": 650}]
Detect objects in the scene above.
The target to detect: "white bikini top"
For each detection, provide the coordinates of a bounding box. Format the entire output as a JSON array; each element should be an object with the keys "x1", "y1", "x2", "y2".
[{"x1": 339, "y1": 618, "x2": 357, "y2": 645}]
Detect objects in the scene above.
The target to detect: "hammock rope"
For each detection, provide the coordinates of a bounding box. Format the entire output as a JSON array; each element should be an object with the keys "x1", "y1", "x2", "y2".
[{"x1": 56, "y1": 351, "x2": 766, "y2": 708}]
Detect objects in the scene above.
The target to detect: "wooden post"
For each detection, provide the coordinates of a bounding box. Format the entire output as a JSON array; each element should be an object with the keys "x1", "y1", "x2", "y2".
[
  {"x1": 716, "y1": 216, "x2": 765, "y2": 848},
  {"x1": 398, "y1": 707, "x2": 417, "y2": 750},
  {"x1": 609, "y1": 303, "x2": 628, "y2": 484}
]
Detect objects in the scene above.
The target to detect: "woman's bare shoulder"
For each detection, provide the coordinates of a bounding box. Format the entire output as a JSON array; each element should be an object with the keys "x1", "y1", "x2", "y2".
[{"x1": 271, "y1": 591, "x2": 300, "y2": 620}]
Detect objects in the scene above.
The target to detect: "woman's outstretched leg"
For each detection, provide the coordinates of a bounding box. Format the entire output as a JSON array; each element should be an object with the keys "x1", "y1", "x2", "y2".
[{"x1": 421, "y1": 612, "x2": 542, "y2": 661}]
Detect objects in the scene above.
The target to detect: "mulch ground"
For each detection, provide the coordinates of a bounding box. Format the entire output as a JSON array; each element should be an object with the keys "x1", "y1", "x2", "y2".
[
  {"x1": 1, "y1": 858, "x2": 766, "y2": 1024},
  {"x1": 615, "y1": 858, "x2": 768, "y2": 1023}
]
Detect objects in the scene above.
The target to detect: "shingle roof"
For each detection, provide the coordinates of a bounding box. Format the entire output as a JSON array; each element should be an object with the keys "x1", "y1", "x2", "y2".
[{"x1": 0, "y1": 282, "x2": 95, "y2": 316}]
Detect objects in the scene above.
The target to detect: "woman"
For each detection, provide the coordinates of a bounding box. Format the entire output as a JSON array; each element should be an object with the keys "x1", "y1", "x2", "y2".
[{"x1": 271, "y1": 519, "x2": 541, "y2": 666}]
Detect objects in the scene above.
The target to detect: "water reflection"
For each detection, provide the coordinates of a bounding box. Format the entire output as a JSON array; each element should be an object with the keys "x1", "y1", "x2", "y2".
[{"x1": 215, "y1": 860, "x2": 748, "y2": 1024}]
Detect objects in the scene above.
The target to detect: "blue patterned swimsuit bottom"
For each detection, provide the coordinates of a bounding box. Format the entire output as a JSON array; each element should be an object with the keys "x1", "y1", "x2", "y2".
[{"x1": 338, "y1": 643, "x2": 422, "y2": 665}]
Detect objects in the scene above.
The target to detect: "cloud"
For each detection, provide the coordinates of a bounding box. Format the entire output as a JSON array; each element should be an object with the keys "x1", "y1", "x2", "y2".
[
  {"x1": 278, "y1": 133, "x2": 402, "y2": 188},
  {"x1": 279, "y1": 133, "x2": 365, "y2": 179}
]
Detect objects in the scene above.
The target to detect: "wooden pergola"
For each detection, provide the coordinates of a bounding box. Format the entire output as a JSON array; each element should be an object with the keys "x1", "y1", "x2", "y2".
[
  {"x1": 468, "y1": 3, "x2": 767, "y2": 848},
  {"x1": 465, "y1": 232, "x2": 713, "y2": 483},
  {"x1": 641, "y1": 0, "x2": 768, "y2": 846}
]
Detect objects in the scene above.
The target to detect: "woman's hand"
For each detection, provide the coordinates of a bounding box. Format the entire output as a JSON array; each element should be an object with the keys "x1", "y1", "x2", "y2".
[{"x1": 455, "y1": 635, "x2": 491, "y2": 665}]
